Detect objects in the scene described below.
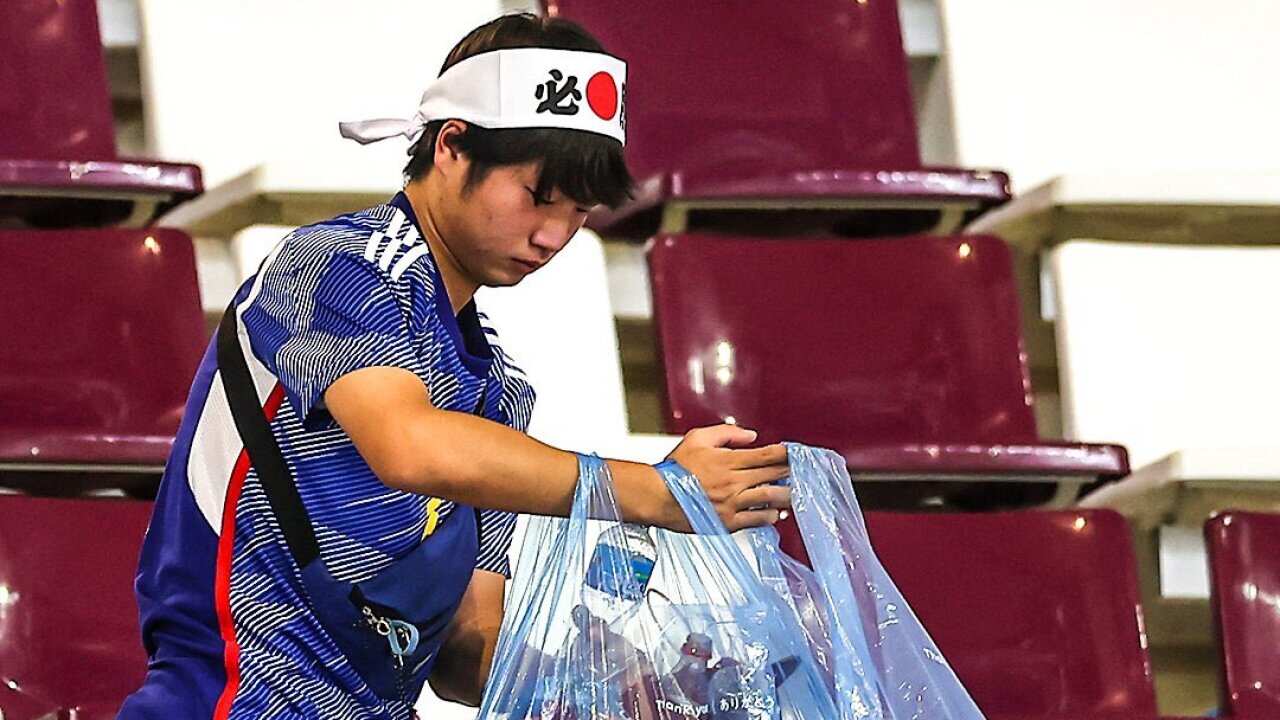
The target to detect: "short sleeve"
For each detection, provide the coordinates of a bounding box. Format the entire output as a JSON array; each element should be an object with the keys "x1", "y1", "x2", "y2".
[
  {"x1": 482, "y1": 325, "x2": 536, "y2": 434},
  {"x1": 475, "y1": 508, "x2": 518, "y2": 577},
  {"x1": 242, "y1": 247, "x2": 425, "y2": 427}
]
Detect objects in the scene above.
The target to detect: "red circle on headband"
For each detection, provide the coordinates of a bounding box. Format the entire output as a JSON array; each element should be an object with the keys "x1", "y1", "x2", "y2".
[{"x1": 586, "y1": 72, "x2": 618, "y2": 120}]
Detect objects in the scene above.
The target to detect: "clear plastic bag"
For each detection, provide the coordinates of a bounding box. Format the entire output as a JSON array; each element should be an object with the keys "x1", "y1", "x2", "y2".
[
  {"x1": 478, "y1": 448, "x2": 984, "y2": 720},
  {"x1": 480, "y1": 455, "x2": 838, "y2": 720},
  {"x1": 747, "y1": 443, "x2": 986, "y2": 720}
]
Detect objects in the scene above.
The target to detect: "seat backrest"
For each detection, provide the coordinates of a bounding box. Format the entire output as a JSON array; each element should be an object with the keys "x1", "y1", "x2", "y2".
[
  {"x1": 781, "y1": 509, "x2": 1157, "y2": 718},
  {"x1": 0, "y1": 0, "x2": 116, "y2": 161},
  {"x1": 1050, "y1": 240, "x2": 1280, "y2": 469},
  {"x1": 940, "y1": 0, "x2": 1280, "y2": 192},
  {"x1": 137, "y1": 0, "x2": 502, "y2": 188},
  {"x1": 648, "y1": 232, "x2": 1037, "y2": 445},
  {"x1": 542, "y1": 0, "x2": 921, "y2": 184},
  {"x1": 0, "y1": 229, "x2": 205, "y2": 469},
  {"x1": 1205, "y1": 511, "x2": 1280, "y2": 719},
  {"x1": 476, "y1": 229, "x2": 630, "y2": 449},
  {"x1": 0, "y1": 495, "x2": 153, "y2": 712}
]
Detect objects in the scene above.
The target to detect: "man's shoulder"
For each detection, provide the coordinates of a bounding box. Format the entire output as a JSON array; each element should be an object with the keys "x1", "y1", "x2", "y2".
[
  {"x1": 282, "y1": 202, "x2": 400, "y2": 261},
  {"x1": 278, "y1": 201, "x2": 437, "y2": 286}
]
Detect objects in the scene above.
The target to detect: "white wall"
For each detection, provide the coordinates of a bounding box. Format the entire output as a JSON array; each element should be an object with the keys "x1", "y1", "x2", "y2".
[
  {"x1": 1052, "y1": 241, "x2": 1280, "y2": 469},
  {"x1": 138, "y1": 0, "x2": 502, "y2": 188},
  {"x1": 941, "y1": 0, "x2": 1280, "y2": 192},
  {"x1": 129, "y1": 0, "x2": 958, "y2": 181}
]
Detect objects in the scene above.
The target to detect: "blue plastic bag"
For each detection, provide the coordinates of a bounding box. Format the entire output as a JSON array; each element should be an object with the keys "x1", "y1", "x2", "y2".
[
  {"x1": 479, "y1": 454, "x2": 838, "y2": 720},
  {"x1": 742, "y1": 444, "x2": 986, "y2": 720},
  {"x1": 478, "y1": 448, "x2": 984, "y2": 720}
]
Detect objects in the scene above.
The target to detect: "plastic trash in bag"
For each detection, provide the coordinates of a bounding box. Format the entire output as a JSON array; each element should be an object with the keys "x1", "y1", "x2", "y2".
[
  {"x1": 478, "y1": 447, "x2": 985, "y2": 720},
  {"x1": 480, "y1": 454, "x2": 839, "y2": 720}
]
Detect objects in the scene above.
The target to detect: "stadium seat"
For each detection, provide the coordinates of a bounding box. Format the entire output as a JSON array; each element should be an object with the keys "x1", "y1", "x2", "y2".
[
  {"x1": 0, "y1": 229, "x2": 205, "y2": 494},
  {"x1": 541, "y1": 0, "x2": 1010, "y2": 237},
  {"x1": 1205, "y1": 511, "x2": 1280, "y2": 720},
  {"x1": 648, "y1": 232, "x2": 1128, "y2": 508},
  {"x1": 779, "y1": 509, "x2": 1160, "y2": 719},
  {"x1": 0, "y1": 0, "x2": 201, "y2": 227},
  {"x1": 0, "y1": 495, "x2": 152, "y2": 719}
]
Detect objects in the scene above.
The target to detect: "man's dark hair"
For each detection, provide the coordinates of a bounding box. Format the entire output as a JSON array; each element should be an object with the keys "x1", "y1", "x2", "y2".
[{"x1": 404, "y1": 13, "x2": 633, "y2": 209}]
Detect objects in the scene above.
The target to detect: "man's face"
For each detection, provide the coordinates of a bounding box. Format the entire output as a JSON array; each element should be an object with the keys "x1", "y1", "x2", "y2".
[{"x1": 438, "y1": 158, "x2": 594, "y2": 288}]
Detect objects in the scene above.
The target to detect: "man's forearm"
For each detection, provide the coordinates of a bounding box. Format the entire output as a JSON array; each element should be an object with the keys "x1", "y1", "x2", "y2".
[
  {"x1": 327, "y1": 366, "x2": 788, "y2": 532},
  {"x1": 427, "y1": 608, "x2": 494, "y2": 707},
  {"x1": 380, "y1": 408, "x2": 673, "y2": 525},
  {"x1": 428, "y1": 570, "x2": 505, "y2": 707}
]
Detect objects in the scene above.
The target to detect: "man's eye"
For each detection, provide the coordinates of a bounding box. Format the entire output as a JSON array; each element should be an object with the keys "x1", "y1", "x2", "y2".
[{"x1": 526, "y1": 188, "x2": 552, "y2": 206}]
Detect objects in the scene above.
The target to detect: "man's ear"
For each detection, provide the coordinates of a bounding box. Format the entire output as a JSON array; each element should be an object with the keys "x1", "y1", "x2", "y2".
[{"x1": 433, "y1": 120, "x2": 470, "y2": 178}]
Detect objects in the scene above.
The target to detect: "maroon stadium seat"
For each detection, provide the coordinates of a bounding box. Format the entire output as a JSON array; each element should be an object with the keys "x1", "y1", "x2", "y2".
[
  {"x1": 542, "y1": 0, "x2": 1009, "y2": 235},
  {"x1": 0, "y1": 228, "x2": 204, "y2": 493},
  {"x1": 779, "y1": 510, "x2": 1159, "y2": 719},
  {"x1": 0, "y1": 495, "x2": 152, "y2": 719},
  {"x1": 0, "y1": 0, "x2": 201, "y2": 227},
  {"x1": 647, "y1": 232, "x2": 1128, "y2": 506},
  {"x1": 1205, "y1": 511, "x2": 1280, "y2": 720}
]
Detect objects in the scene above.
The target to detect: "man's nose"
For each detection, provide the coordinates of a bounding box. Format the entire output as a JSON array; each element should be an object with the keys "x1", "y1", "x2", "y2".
[{"x1": 531, "y1": 218, "x2": 577, "y2": 253}]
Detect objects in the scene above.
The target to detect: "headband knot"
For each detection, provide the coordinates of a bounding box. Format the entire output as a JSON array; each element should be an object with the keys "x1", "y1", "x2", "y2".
[{"x1": 339, "y1": 48, "x2": 627, "y2": 147}]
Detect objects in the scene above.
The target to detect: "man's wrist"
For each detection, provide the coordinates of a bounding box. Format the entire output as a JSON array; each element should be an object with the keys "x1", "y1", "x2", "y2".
[
  {"x1": 649, "y1": 459, "x2": 687, "y2": 529},
  {"x1": 606, "y1": 459, "x2": 675, "y2": 527},
  {"x1": 645, "y1": 463, "x2": 680, "y2": 528}
]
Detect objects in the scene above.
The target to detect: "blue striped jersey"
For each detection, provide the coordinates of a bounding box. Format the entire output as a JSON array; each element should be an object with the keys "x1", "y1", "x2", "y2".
[{"x1": 126, "y1": 192, "x2": 535, "y2": 719}]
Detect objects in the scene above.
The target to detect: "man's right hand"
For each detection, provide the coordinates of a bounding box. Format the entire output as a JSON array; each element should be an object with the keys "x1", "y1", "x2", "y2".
[{"x1": 666, "y1": 424, "x2": 792, "y2": 532}]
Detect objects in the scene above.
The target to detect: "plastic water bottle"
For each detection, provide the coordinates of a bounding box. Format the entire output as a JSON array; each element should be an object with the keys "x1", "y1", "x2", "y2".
[{"x1": 584, "y1": 523, "x2": 657, "y2": 604}]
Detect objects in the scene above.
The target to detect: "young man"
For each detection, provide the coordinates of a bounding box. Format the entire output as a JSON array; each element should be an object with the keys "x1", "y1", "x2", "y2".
[{"x1": 120, "y1": 14, "x2": 790, "y2": 720}]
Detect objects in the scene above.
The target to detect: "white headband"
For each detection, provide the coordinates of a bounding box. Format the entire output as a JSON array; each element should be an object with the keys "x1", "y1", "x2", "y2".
[{"x1": 339, "y1": 48, "x2": 627, "y2": 147}]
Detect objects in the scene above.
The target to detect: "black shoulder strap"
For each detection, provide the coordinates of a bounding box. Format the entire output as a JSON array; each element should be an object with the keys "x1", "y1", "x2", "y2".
[{"x1": 216, "y1": 304, "x2": 321, "y2": 568}]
